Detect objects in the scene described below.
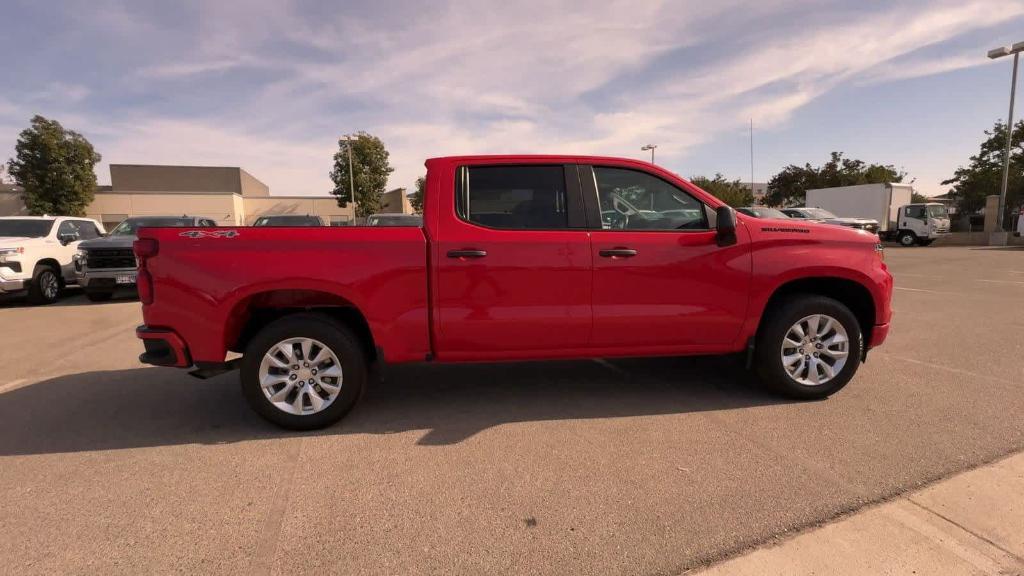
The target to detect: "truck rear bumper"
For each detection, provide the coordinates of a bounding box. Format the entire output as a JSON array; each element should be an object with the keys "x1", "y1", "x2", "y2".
[
  {"x1": 136, "y1": 325, "x2": 192, "y2": 367},
  {"x1": 869, "y1": 322, "x2": 890, "y2": 348},
  {"x1": 0, "y1": 278, "x2": 28, "y2": 294}
]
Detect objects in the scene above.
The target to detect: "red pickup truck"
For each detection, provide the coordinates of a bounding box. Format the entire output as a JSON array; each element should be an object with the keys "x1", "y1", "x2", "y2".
[{"x1": 135, "y1": 155, "x2": 893, "y2": 429}]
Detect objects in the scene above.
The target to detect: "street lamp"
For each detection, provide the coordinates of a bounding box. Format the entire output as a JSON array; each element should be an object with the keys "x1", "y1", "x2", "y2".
[
  {"x1": 342, "y1": 134, "x2": 358, "y2": 219},
  {"x1": 641, "y1": 144, "x2": 657, "y2": 164},
  {"x1": 987, "y1": 40, "x2": 1024, "y2": 231}
]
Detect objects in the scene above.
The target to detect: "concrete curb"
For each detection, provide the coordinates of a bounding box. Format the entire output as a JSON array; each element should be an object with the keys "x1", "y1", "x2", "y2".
[{"x1": 694, "y1": 452, "x2": 1024, "y2": 575}]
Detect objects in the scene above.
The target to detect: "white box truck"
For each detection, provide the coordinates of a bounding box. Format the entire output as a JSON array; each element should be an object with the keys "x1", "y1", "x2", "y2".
[{"x1": 805, "y1": 183, "x2": 950, "y2": 246}]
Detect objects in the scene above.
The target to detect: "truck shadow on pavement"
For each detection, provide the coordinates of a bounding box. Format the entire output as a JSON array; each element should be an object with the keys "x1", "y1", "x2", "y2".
[{"x1": 0, "y1": 356, "x2": 794, "y2": 455}]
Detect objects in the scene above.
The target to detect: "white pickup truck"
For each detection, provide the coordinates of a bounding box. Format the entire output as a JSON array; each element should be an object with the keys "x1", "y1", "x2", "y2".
[{"x1": 0, "y1": 216, "x2": 106, "y2": 304}]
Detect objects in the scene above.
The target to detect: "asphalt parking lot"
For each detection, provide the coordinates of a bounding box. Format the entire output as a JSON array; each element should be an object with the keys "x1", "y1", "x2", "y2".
[{"x1": 1, "y1": 245, "x2": 1023, "y2": 575}]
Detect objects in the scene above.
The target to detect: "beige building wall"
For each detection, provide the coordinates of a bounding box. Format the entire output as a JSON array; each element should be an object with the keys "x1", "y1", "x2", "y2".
[
  {"x1": 242, "y1": 196, "x2": 354, "y2": 226},
  {"x1": 86, "y1": 193, "x2": 241, "y2": 229},
  {"x1": 239, "y1": 169, "x2": 269, "y2": 197},
  {"x1": 111, "y1": 165, "x2": 244, "y2": 194},
  {"x1": 380, "y1": 188, "x2": 412, "y2": 214}
]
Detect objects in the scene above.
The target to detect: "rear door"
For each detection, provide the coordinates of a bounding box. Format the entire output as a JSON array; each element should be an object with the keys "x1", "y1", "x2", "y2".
[
  {"x1": 583, "y1": 164, "x2": 750, "y2": 350},
  {"x1": 433, "y1": 163, "x2": 592, "y2": 359}
]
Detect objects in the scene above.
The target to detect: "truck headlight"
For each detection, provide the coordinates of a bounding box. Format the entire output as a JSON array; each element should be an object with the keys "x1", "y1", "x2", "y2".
[
  {"x1": 0, "y1": 247, "x2": 23, "y2": 262},
  {"x1": 74, "y1": 249, "x2": 87, "y2": 271}
]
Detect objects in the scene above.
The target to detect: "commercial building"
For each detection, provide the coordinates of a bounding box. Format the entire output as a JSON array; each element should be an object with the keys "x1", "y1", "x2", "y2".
[{"x1": 0, "y1": 165, "x2": 413, "y2": 227}]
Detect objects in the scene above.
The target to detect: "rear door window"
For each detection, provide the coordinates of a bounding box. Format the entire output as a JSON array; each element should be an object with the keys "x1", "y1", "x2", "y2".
[{"x1": 456, "y1": 165, "x2": 569, "y2": 230}]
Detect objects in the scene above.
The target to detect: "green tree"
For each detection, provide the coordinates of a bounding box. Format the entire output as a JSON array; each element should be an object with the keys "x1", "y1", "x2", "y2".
[
  {"x1": 410, "y1": 176, "x2": 425, "y2": 214},
  {"x1": 329, "y1": 131, "x2": 394, "y2": 218},
  {"x1": 910, "y1": 191, "x2": 930, "y2": 204},
  {"x1": 6, "y1": 115, "x2": 101, "y2": 216},
  {"x1": 941, "y1": 120, "x2": 1023, "y2": 222},
  {"x1": 764, "y1": 152, "x2": 906, "y2": 207},
  {"x1": 691, "y1": 174, "x2": 754, "y2": 207}
]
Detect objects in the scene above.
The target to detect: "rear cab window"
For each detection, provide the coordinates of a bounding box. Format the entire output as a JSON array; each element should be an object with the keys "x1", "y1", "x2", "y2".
[{"x1": 455, "y1": 165, "x2": 585, "y2": 230}]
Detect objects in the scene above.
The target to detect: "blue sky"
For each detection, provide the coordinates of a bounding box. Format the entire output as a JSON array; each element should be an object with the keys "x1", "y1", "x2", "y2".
[{"x1": 1, "y1": 0, "x2": 1023, "y2": 197}]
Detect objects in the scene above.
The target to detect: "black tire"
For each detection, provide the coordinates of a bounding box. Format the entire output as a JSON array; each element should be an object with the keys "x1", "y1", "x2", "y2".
[
  {"x1": 27, "y1": 264, "x2": 61, "y2": 305},
  {"x1": 755, "y1": 295, "x2": 863, "y2": 399},
  {"x1": 240, "y1": 313, "x2": 367, "y2": 430},
  {"x1": 898, "y1": 231, "x2": 917, "y2": 247},
  {"x1": 85, "y1": 290, "x2": 114, "y2": 302}
]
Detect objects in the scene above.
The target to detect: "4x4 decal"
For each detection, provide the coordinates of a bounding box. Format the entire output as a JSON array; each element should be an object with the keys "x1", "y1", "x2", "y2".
[{"x1": 179, "y1": 230, "x2": 240, "y2": 239}]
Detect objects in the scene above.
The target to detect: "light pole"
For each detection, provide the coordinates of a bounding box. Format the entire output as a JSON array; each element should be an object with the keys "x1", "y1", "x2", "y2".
[
  {"x1": 342, "y1": 134, "x2": 357, "y2": 220},
  {"x1": 987, "y1": 41, "x2": 1024, "y2": 231},
  {"x1": 641, "y1": 144, "x2": 657, "y2": 164}
]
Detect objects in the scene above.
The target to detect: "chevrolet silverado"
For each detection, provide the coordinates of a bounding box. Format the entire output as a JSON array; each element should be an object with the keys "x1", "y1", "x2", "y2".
[{"x1": 135, "y1": 155, "x2": 893, "y2": 429}]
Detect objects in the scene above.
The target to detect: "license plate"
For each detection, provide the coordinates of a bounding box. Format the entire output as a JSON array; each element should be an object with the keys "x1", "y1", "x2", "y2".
[{"x1": 116, "y1": 273, "x2": 136, "y2": 285}]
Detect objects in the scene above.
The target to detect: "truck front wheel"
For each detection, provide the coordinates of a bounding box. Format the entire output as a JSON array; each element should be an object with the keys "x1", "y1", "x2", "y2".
[
  {"x1": 240, "y1": 313, "x2": 366, "y2": 430},
  {"x1": 755, "y1": 295, "x2": 862, "y2": 399},
  {"x1": 27, "y1": 263, "x2": 61, "y2": 305},
  {"x1": 897, "y1": 231, "x2": 917, "y2": 247}
]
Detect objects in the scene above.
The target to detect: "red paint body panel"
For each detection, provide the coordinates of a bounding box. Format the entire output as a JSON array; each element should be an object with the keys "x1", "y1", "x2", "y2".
[
  {"x1": 138, "y1": 226, "x2": 430, "y2": 363},
  {"x1": 136, "y1": 154, "x2": 893, "y2": 367}
]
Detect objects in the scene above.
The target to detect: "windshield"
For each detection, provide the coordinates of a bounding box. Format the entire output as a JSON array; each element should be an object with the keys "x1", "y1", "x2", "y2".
[
  {"x1": 366, "y1": 215, "x2": 422, "y2": 226},
  {"x1": 802, "y1": 208, "x2": 836, "y2": 219},
  {"x1": 254, "y1": 216, "x2": 320, "y2": 226},
  {"x1": 926, "y1": 205, "x2": 948, "y2": 218},
  {"x1": 0, "y1": 219, "x2": 54, "y2": 238},
  {"x1": 749, "y1": 208, "x2": 789, "y2": 219},
  {"x1": 110, "y1": 217, "x2": 193, "y2": 236}
]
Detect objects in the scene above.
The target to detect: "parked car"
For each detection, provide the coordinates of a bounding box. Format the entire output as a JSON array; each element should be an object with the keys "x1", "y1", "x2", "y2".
[
  {"x1": 0, "y1": 216, "x2": 105, "y2": 304},
  {"x1": 781, "y1": 207, "x2": 880, "y2": 234},
  {"x1": 736, "y1": 207, "x2": 790, "y2": 219},
  {"x1": 75, "y1": 215, "x2": 217, "y2": 302},
  {"x1": 253, "y1": 215, "x2": 324, "y2": 226},
  {"x1": 135, "y1": 155, "x2": 893, "y2": 430},
  {"x1": 805, "y1": 184, "x2": 948, "y2": 246},
  {"x1": 366, "y1": 214, "x2": 423, "y2": 226}
]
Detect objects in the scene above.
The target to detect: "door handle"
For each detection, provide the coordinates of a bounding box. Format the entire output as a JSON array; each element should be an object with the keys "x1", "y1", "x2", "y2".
[
  {"x1": 447, "y1": 249, "x2": 488, "y2": 259},
  {"x1": 599, "y1": 248, "x2": 638, "y2": 258}
]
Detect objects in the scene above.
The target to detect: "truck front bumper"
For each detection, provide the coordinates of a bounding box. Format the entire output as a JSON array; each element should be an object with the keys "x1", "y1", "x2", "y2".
[
  {"x1": 78, "y1": 268, "x2": 138, "y2": 289},
  {"x1": 0, "y1": 278, "x2": 28, "y2": 294},
  {"x1": 137, "y1": 326, "x2": 192, "y2": 367}
]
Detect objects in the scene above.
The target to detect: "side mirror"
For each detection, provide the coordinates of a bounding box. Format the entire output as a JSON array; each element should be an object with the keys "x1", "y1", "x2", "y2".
[
  {"x1": 716, "y1": 206, "x2": 737, "y2": 247},
  {"x1": 58, "y1": 233, "x2": 78, "y2": 246}
]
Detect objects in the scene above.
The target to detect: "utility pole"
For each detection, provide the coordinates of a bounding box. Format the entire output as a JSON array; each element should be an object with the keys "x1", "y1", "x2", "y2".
[
  {"x1": 750, "y1": 118, "x2": 755, "y2": 204},
  {"x1": 987, "y1": 41, "x2": 1023, "y2": 231},
  {"x1": 641, "y1": 144, "x2": 657, "y2": 164},
  {"x1": 344, "y1": 134, "x2": 357, "y2": 220}
]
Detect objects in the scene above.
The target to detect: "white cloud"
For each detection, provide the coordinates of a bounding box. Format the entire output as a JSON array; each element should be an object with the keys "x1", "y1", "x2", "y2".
[{"x1": 4, "y1": 0, "x2": 1023, "y2": 196}]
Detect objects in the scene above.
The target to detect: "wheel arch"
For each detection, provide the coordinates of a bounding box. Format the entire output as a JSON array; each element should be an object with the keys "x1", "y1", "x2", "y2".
[
  {"x1": 757, "y1": 276, "x2": 876, "y2": 347},
  {"x1": 226, "y1": 289, "x2": 377, "y2": 363}
]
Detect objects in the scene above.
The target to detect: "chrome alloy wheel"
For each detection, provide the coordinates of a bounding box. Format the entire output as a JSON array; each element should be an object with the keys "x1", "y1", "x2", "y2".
[
  {"x1": 780, "y1": 314, "x2": 849, "y2": 386},
  {"x1": 40, "y1": 270, "x2": 59, "y2": 300},
  {"x1": 258, "y1": 337, "x2": 343, "y2": 415}
]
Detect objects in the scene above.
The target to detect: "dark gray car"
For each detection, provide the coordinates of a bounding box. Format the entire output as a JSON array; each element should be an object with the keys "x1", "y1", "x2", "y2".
[{"x1": 75, "y1": 216, "x2": 216, "y2": 301}]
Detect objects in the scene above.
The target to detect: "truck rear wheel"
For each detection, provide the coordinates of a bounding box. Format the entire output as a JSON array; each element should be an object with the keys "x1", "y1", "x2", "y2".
[
  {"x1": 755, "y1": 295, "x2": 862, "y2": 399},
  {"x1": 897, "y1": 231, "x2": 917, "y2": 247},
  {"x1": 240, "y1": 313, "x2": 366, "y2": 430}
]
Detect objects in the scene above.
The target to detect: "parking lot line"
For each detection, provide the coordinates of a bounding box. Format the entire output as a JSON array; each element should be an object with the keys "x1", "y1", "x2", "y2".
[
  {"x1": 876, "y1": 353, "x2": 1015, "y2": 385},
  {"x1": 976, "y1": 279, "x2": 1024, "y2": 286},
  {"x1": 894, "y1": 286, "x2": 959, "y2": 295}
]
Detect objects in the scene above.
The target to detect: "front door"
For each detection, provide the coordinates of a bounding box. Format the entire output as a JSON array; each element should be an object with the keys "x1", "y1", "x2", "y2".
[
  {"x1": 585, "y1": 165, "x2": 750, "y2": 350},
  {"x1": 434, "y1": 163, "x2": 592, "y2": 359}
]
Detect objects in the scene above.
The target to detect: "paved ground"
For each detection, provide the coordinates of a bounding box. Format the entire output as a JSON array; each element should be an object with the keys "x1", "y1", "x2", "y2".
[
  {"x1": 699, "y1": 451, "x2": 1024, "y2": 575},
  {"x1": 0, "y1": 245, "x2": 1022, "y2": 575}
]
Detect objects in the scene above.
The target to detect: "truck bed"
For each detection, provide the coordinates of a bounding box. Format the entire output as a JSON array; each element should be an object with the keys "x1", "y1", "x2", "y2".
[{"x1": 137, "y1": 226, "x2": 430, "y2": 364}]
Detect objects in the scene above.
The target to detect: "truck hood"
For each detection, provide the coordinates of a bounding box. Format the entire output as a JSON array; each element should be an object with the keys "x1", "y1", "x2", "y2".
[{"x1": 80, "y1": 235, "x2": 136, "y2": 250}]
